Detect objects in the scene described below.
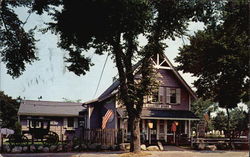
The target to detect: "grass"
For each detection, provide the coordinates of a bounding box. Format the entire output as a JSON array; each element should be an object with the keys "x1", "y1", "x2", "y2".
[{"x1": 119, "y1": 152, "x2": 152, "y2": 157}]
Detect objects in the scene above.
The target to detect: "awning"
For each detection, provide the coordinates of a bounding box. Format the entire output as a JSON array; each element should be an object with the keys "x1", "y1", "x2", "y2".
[{"x1": 117, "y1": 108, "x2": 199, "y2": 120}]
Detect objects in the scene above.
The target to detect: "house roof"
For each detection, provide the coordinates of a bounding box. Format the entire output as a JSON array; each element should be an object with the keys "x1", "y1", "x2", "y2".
[
  {"x1": 18, "y1": 100, "x2": 84, "y2": 117},
  {"x1": 117, "y1": 108, "x2": 199, "y2": 120},
  {"x1": 83, "y1": 53, "x2": 197, "y2": 105}
]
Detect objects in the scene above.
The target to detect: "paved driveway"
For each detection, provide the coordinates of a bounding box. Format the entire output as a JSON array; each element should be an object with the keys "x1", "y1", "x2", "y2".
[{"x1": 0, "y1": 151, "x2": 248, "y2": 157}]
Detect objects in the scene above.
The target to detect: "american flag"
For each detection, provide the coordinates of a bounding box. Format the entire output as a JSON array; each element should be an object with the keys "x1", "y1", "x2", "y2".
[{"x1": 102, "y1": 109, "x2": 113, "y2": 129}]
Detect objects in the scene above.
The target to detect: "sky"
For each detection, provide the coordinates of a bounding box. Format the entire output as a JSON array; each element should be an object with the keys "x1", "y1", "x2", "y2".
[{"x1": 1, "y1": 7, "x2": 206, "y2": 103}]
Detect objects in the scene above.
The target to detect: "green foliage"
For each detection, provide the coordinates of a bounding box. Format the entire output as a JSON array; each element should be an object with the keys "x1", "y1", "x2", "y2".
[
  {"x1": 212, "y1": 111, "x2": 227, "y2": 131},
  {"x1": 212, "y1": 107, "x2": 248, "y2": 132},
  {"x1": 191, "y1": 98, "x2": 217, "y2": 119},
  {"x1": 2, "y1": 0, "x2": 227, "y2": 152},
  {"x1": 0, "y1": 91, "x2": 20, "y2": 129},
  {"x1": 14, "y1": 121, "x2": 22, "y2": 135},
  {"x1": 191, "y1": 98, "x2": 217, "y2": 131},
  {"x1": 176, "y1": 0, "x2": 249, "y2": 109},
  {"x1": 0, "y1": 1, "x2": 37, "y2": 78}
]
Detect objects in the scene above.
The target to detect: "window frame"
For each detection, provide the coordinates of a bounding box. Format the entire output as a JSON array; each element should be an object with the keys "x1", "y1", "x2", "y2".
[{"x1": 166, "y1": 87, "x2": 181, "y2": 105}]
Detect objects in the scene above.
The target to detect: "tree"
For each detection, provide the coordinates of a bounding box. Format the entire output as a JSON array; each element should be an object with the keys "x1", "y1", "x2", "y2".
[
  {"x1": 213, "y1": 107, "x2": 248, "y2": 137},
  {"x1": 0, "y1": 0, "x2": 37, "y2": 78},
  {"x1": 175, "y1": 0, "x2": 249, "y2": 140},
  {"x1": 191, "y1": 98, "x2": 217, "y2": 131},
  {"x1": 1, "y1": 0, "x2": 220, "y2": 152},
  {"x1": 0, "y1": 91, "x2": 20, "y2": 130}
]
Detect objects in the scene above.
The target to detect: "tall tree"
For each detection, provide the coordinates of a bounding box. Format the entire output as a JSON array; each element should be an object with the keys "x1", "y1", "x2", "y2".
[
  {"x1": 2, "y1": 0, "x2": 220, "y2": 152},
  {"x1": 175, "y1": 0, "x2": 249, "y2": 141}
]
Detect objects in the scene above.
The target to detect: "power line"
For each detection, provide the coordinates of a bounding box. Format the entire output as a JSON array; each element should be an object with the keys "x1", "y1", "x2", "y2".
[{"x1": 92, "y1": 54, "x2": 109, "y2": 98}]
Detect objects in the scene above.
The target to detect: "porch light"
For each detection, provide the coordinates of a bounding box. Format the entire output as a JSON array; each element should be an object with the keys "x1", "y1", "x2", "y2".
[
  {"x1": 175, "y1": 121, "x2": 179, "y2": 126},
  {"x1": 148, "y1": 122, "x2": 153, "y2": 129}
]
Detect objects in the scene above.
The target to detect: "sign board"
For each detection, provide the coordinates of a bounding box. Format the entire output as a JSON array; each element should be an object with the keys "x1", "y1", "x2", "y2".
[{"x1": 197, "y1": 121, "x2": 206, "y2": 137}]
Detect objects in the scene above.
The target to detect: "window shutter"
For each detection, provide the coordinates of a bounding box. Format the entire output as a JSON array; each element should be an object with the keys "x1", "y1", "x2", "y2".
[
  {"x1": 148, "y1": 95, "x2": 152, "y2": 103},
  {"x1": 176, "y1": 88, "x2": 181, "y2": 104},
  {"x1": 143, "y1": 96, "x2": 147, "y2": 103},
  {"x1": 159, "y1": 87, "x2": 164, "y2": 103},
  {"x1": 166, "y1": 88, "x2": 170, "y2": 103},
  {"x1": 63, "y1": 118, "x2": 67, "y2": 128},
  {"x1": 74, "y1": 118, "x2": 78, "y2": 128}
]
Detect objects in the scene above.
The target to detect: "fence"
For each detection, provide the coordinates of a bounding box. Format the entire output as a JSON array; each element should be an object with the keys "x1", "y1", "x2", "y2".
[
  {"x1": 191, "y1": 137, "x2": 249, "y2": 148},
  {"x1": 81, "y1": 128, "x2": 122, "y2": 146}
]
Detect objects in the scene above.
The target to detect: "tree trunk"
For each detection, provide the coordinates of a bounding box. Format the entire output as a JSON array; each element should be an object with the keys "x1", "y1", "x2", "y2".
[
  {"x1": 248, "y1": 104, "x2": 250, "y2": 151},
  {"x1": 226, "y1": 107, "x2": 233, "y2": 149},
  {"x1": 130, "y1": 116, "x2": 141, "y2": 153}
]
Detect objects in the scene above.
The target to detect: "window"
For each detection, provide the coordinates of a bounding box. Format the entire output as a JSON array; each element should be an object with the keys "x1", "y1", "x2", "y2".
[
  {"x1": 67, "y1": 117, "x2": 74, "y2": 127},
  {"x1": 170, "y1": 89, "x2": 177, "y2": 103},
  {"x1": 159, "y1": 120, "x2": 165, "y2": 133},
  {"x1": 152, "y1": 91, "x2": 159, "y2": 103},
  {"x1": 151, "y1": 87, "x2": 164, "y2": 103},
  {"x1": 166, "y1": 88, "x2": 181, "y2": 104},
  {"x1": 30, "y1": 120, "x2": 41, "y2": 128}
]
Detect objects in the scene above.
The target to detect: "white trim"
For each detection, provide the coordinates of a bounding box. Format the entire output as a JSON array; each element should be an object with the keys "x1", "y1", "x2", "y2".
[
  {"x1": 141, "y1": 117, "x2": 199, "y2": 121},
  {"x1": 185, "y1": 120, "x2": 187, "y2": 134},
  {"x1": 153, "y1": 65, "x2": 171, "y2": 70},
  {"x1": 74, "y1": 118, "x2": 78, "y2": 128},
  {"x1": 164, "y1": 120, "x2": 167, "y2": 142},
  {"x1": 63, "y1": 118, "x2": 67, "y2": 128},
  {"x1": 156, "y1": 120, "x2": 159, "y2": 140},
  {"x1": 188, "y1": 120, "x2": 191, "y2": 138},
  {"x1": 157, "y1": 53, "x2": 160, "y2": 65},
  {"x1": 159, "y1": 87, "x2": 164, "y2": 103}
]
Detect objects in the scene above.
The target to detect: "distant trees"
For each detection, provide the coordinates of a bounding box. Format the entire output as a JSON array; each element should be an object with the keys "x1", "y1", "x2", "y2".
[
  {"x1": 191, "y1": 98, "x2": 217, "y2": 131},
  {"x1": 212, "y1": 107, "x2": 248, "y2": 137},
  {"x1": 191, "y1": 98, "x2": 248, "y2": 137},
  {"x1": 0, "y1": 92, "x2": 20, "y2": 130}
]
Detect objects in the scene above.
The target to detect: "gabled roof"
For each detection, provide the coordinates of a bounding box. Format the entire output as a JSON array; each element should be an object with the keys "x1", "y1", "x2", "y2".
[
  {"x1": 83, "y1": 53, "x2": 197, "y2": 105},
  {"x1": 18, "y1": 100, "x2": 84, "y2": 117},
  {"x1": 160, "y1": 53, "x2": 197, "y2": 99}
]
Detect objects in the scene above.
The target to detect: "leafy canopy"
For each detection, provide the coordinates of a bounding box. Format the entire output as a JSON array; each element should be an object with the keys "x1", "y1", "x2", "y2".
[
  {"x1": 0, "y1": 1, "x2": 37, "y2": 78},
  {"x1": 175, "y1": 0, "x2": 249, "y2": 109}
]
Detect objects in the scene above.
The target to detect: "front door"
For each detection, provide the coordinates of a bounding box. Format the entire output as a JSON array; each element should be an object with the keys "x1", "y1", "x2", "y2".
[
  {"x1": 150, "y1": 120, "x2": 157, "y2": 141},
  {"x1": 167, "y1": 120, "x2": 175, "y2": 144},
  {"x1": 158, "y1": 120, "x2": 166, "y2": 141}
]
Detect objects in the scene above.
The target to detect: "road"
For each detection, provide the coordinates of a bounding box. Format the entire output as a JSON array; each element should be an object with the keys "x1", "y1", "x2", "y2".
[{"x1": 0, "y1": 150, "x2": 248, "y2": 157}]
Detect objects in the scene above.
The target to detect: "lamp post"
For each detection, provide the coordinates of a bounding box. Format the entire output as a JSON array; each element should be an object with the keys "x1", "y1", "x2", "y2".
[
  {"x1": 0, "y1": 119, "x2": 2, "y2": 152},
  {"x1": 148, "y1": 122, "x2": 153, "y2": 145}
]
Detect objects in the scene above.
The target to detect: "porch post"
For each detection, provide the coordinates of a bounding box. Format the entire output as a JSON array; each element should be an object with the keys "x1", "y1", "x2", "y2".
[
  {"x1": 156, "y1": 120, "x2": 159, "y2": 140},
  {"x1": 164, "y1": 120, "x2": 167, "y2": 142},
  {"x1": 185, "y1": 120, "x2": 187, "y2": 134},
  {"x1": 142, "y1": 119, "x2": 145, "y2": 142},
  {"x1": 188, "y1": 120, "x2": 191, "y2": 138},
  {"x1": 145, "y1": 120, "x2": 148, "y2": 141}
]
